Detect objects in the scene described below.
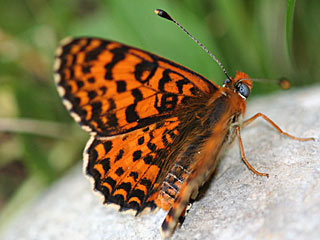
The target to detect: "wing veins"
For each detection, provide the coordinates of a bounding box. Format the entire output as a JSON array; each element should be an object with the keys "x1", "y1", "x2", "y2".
[{"x1": 116, "y1": 119, "x2": 182, "y2": 207}]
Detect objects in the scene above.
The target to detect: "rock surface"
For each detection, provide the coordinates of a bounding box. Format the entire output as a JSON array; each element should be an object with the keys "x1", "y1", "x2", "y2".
[{"x1": 1, "y1": 86, "x2": 320, "y2": 240}]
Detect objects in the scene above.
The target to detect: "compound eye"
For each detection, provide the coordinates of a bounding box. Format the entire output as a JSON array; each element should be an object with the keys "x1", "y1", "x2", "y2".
[{"x1": 238, "y1": 83, "x2": 250, "y2": 98}]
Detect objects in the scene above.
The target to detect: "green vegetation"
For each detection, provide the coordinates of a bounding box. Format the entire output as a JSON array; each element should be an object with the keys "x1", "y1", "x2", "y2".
[{"x1": 0, "y1": 0, "x2": 319, "y2": 230}]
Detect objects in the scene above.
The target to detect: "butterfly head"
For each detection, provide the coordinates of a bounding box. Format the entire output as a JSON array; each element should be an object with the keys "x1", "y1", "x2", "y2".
[{"x1": 223, "y1": 71, "x2": 252, "y2": 100}]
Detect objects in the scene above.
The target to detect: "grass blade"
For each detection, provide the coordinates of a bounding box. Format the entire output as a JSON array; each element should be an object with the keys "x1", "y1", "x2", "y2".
[{"x1": 285, "y1": 0, "x2": 296, "y2": 60}]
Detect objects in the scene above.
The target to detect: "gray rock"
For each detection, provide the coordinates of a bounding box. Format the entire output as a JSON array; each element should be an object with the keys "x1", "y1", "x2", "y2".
[{"x1": 1, "y1": 86, "x2": 319, "y2": 240}]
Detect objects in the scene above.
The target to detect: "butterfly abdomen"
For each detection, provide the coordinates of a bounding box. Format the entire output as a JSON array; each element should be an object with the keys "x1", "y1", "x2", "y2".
[{"x1": 155, "y1": 130, "x2": 211, "y2": 210}]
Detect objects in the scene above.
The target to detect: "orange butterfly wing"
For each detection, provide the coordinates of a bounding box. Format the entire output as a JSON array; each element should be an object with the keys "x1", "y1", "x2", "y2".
[
  {"x1": 54, "y1": 37, "x2": 220, "y2": 214},
  {"x1": 54, "y1": 38, "x2": 218, "y2": 136},
  {"x1": 84, "y1": 117, "x2": 182, "y2": 213}
]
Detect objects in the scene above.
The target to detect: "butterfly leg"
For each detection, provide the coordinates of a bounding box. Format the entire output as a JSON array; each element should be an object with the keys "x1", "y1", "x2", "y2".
[
  {"x1": 242, "y1": 113, "x2": 315, "y2": 141},
  {"x1": 236, "y1": 126, "x2": 269, "y2": 177}
]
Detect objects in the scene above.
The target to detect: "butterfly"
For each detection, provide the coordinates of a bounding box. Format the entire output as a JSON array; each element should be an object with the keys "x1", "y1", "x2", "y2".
[{"x1": 53, "y1": 10, "x2": 314, "y2": 239}]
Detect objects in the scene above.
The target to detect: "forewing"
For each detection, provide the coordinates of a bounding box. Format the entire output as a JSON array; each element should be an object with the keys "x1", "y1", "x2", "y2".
[{"x1": 54, "y1": 37, "x2": 218, "y2": 136}]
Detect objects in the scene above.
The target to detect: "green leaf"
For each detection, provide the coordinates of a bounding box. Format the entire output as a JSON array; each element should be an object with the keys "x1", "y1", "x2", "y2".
[{"x1": 285, "y1": 0, "x2": 296, "y2": 60}]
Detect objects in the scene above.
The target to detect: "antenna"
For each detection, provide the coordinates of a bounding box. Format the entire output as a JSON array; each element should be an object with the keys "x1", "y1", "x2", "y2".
[{"x1": 154, "y1": 9, "x2": 231, "y2": 80}]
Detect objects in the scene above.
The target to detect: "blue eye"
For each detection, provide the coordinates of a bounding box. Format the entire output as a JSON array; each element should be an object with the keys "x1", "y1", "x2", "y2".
[{"x1": 238, "y1": 83, "x2": 250, "y2": 98}]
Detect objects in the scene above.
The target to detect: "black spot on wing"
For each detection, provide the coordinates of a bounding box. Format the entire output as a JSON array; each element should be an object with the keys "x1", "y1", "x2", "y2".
[
  {"x1": 116, "y1": 80, "x2": 127, "y2": 93},
  {"x1": 115, "y1": 167, "x2": 125, "y2": 176},
  {"x1": 95, "y1": 181, "x2": 111, "y2": 199},
  {"x1": 88, "y1": 77, "x2": 95, "y2": 83},
  {"x1": 125, "y1": 104, "x2": 139, "y2": 123},
  {"x1": 134, "y1": 59, "x2": 157, "y2": 83},
  {"x1": 60, "y1": 39, "x2": 82, "y2": 55},
  {"x1": 115, "y1": 149, "x2": 124, "y2": 162},
  {"x1": 100, "y1": 158, "x2": 111, "y2": 174},
  {"x1": 91, "y1": 101, "x2": 102, "y2": 119},
  {"x1": 129, "y1": 171, "x2": 139, "y2": 181},
  {"x1": 85, "y1": 41, "x2": 110, "y2": 62},
  {"x1": 126, "y1": 201, "x2": 140, "y2": 211},
  {"x1": 103, "y1": 141, "x2": 113, "y2": 154},
  {"x1": 109, "y1": 194, "x2": 124, "y2": 207},
  {"x1": 138, "y1": 136, "x2": 144, "y2": 145},
  {"x1": 143, "y1": 127, "x2": 149, "y2": 132},
  {"x1": 116, "y1": 182, "x2": 132, "y2": 193},
  {"x1": 104, "y1": 46, "x2": 128, "y2": 80},
  {"x1": 108, "y1": 98, "x2": 116, "y2": 111},
  {"x1": 154, "y1": 94, "x2": 178, "y2": 114},
  {"x1": 158, "y1": 69, "x2": 171, "y2": 91},
  {"x1": 131, "y1": 88, "x2": 143, "y2": 103},
  {"x1": 140, "y1": 178, "x2": 152, "y2": 189},
  {"x1": 99, "y1": 86, "x2": 107, "y2": 94},
  {"x1": 176, "y1": 79, "x2": 190, "y2": 94},
  {"x1": 82, "y1": 65, "x2": 91, "y2": 73},
  {"x1": 133, "y1": 150, "x2": 142, "y2": 161},
  {"x1": 107, "y1": 113, "x2": 118, "y2": 127},
  {"x1": 75, "y1": 79, "x2": 83, "y2": 88},
  {"x1": 88, "y1": 90, "x2": 97, "y2": 100},
  {"x1": 147, "y1": 142, "x2": 157, "y2": 152},
  {"x1": 143, "y1": 155, "x2": 153, "y2": 164},
  {"x1": 103, "y1": 177, "x2": 116, "y2": 192},
  {"x1": 128, "y1": 189, "x2": 145, "y2": 204}
]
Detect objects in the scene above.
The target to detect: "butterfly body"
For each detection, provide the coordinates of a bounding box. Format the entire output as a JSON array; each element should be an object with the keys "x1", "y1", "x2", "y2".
[
  {"x1": 154, "y1": 85, "x2": 246, "y2": 211},
  {"x1": 54, "y1": 37, "x2": 253, "y2": 237}
]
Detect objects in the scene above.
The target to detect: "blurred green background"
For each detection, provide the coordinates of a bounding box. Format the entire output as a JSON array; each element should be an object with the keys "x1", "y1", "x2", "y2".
[{"x1": 0, "y1": 0, "x2": 319, "y2": 230}]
